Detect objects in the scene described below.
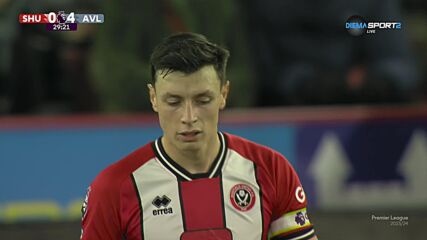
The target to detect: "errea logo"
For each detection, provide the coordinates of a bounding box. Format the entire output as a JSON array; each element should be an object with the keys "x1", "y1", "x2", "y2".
[{"x1": 152, "y1": 195, "x2": 173, "y2": 216}]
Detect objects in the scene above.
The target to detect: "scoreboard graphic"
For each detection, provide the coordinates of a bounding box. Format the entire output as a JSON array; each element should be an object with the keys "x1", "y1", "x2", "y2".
[{"x1": 19, "y1": 11, "x2": 104, "y2": 31}]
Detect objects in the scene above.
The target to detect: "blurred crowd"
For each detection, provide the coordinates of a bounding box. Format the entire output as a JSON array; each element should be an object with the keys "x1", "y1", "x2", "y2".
[{"x1": 0, "y1": 0, "x2": 426, "y2": 115}]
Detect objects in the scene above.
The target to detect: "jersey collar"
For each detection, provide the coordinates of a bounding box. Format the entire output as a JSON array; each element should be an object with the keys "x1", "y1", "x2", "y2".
[{"x1": 152, "y1": 132, "x2": 227, "y2": 181}]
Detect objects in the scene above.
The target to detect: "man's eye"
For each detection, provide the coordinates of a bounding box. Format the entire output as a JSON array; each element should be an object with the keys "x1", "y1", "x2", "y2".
[
  {"x1": 197, "y1": 98, "x2": 212, "y2": 104},
  {"x1": 166, "y1": 99, "x2": 180, "y2": 106}
]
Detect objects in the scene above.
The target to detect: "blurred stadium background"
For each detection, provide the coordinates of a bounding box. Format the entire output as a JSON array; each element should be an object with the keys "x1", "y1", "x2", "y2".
[{"x1": 1, "y1": 0, "x2": 426, "y2": 239}]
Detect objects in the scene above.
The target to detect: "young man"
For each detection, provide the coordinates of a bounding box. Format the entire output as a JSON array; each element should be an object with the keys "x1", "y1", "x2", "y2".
[{"x1": 81, "y1": 32, "x2": 317, "y2": 240}]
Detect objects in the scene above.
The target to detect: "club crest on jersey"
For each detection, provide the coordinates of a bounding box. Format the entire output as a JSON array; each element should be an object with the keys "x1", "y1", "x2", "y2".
[{"x1": 230, "y1": 184, "x2": 256, "y2": 211}]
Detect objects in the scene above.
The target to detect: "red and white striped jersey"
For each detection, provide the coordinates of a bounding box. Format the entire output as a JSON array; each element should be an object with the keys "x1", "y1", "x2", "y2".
[{"x1": 81, "y1": 132, "x2": 315, "y2": 240}]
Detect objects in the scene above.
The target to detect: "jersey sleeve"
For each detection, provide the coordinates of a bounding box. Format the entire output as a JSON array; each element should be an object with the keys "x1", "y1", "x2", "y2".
[
  {"x1": 268, "y1": 153, "x2": 315, "y2": 240},
  {"x1": 80, "y1": 170, "x2": 123, "y2": 240}
]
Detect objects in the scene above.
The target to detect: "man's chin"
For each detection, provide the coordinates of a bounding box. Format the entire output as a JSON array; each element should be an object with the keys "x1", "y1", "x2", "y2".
[{"x1": 177, "y1": 141, "x2": 202, "y2": 151}]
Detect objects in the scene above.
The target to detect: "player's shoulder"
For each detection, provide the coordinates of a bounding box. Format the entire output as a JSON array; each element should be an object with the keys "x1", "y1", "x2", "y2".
[
  {"x1": 223, "y1": 132, "x2": 289, "y2": 168},
  {"x1": 91, "y1": 141, "x2": 156, "y2": 189}
]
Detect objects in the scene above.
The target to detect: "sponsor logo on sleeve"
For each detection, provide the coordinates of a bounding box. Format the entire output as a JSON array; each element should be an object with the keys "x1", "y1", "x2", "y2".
[
  {"x1": 295, "y1": 186, "x2": 306, "y2": 203},
  {"x1": 295, "y1": 211, "x2": 306, "y2": 226}
]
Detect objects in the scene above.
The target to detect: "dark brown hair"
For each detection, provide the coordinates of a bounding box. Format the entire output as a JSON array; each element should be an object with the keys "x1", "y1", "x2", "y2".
[{"x1": 150, "y1": 32, "x2": 230, "y2": 86}]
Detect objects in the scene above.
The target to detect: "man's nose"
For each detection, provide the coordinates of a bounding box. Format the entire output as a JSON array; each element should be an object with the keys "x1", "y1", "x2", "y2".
[{"x1": 181, "y1": 101, "x2": 197, "y2": 124}]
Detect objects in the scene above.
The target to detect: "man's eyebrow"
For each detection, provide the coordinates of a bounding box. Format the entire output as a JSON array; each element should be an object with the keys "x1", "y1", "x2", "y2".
[
  {"x1": 162, "y1": 90, "x2": 215, "y2": 99},
  {"x1": 161, "y1": 93, "x2": 182, "y2": 100},
  {"x1": 194, "y1": 90, "x2": 215, "y2": 97}
]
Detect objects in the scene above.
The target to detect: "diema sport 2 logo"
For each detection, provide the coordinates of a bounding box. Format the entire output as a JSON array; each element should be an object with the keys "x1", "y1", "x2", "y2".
[{"x1": 345, "y1": 15, "x2": 402, "y2": 36}]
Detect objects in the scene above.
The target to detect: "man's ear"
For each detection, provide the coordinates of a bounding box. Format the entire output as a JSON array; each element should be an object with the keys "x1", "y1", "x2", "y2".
[
  {"x1": 147, "y1": 84, "x2": 158, "y2": 112},
  {"x1": 220, "y1": 81, "x2": 230, "y2": 110}
]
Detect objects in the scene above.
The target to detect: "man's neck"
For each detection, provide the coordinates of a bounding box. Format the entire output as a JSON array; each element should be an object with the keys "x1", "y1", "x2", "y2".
[{"x1": 162, "y1": 134, "x2": 220, "y2": 174}]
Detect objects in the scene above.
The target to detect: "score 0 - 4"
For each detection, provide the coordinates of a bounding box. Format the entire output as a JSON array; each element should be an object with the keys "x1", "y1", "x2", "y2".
[
  {"x1": 19, "y1": 11, "x2": 104, "y2": 31},
  {"x1": 46, "y1": 12, "x2": 104, "y2": 24},
  {"x1": 47, "y1": 12, "x2": 103, "y2": 31},
  {"x1": 45, "y1": 12, "x2": 77, "y2": 31}
]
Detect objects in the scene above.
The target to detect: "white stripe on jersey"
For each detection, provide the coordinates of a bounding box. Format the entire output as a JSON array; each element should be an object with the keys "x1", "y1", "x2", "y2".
[
  {"x1": 222, "y1": 149, "x2": 263, "y2": 240},
  {"x1": 209, "y1": 132, "x2": 226, "y2": 178},
  {"x1": 132, "y1": 158, "x2": 184, "y2": 240}
]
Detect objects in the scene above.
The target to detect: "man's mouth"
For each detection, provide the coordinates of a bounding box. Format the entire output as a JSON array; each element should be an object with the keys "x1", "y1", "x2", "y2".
[
  {"x1": 178, "y1": 130, "x2": 202, "y2": 141},
  {"x1": 179, "y1": 130, "x2": 201, "y2": 136}
]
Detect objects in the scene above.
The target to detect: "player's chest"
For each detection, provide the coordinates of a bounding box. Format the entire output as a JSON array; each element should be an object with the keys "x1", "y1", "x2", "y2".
[{"x1": 128, "y1": 158, "x2": 271, "y2": 240}]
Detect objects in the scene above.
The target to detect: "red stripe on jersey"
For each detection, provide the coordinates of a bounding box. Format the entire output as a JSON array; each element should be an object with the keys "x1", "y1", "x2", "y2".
[
  {"x1": 81, "y1": 143, "x2": 155, "y2": 240},
  {"x1": 180, "y1": 177, "x2": 224, "y2": 230},
  {"x1": 181, "y1": 228, "x2": 232, "y2": 240}
]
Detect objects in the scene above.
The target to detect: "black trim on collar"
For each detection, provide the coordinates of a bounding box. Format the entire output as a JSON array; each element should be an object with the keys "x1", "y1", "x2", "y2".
[{"x1": 152, "y1": 132, "x2": 227, "y2": 181}]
